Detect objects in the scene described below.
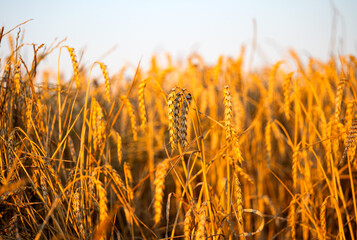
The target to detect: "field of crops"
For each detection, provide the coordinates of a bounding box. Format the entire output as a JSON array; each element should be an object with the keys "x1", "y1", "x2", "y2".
[{"x1": 0, "y1": 26, "x2": 356, "y2": 239}]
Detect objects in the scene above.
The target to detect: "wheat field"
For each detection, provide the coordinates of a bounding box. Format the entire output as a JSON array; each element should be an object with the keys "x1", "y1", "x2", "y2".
[{"x1": 0, "y1": 25, "x2": 356, "y2": 240}]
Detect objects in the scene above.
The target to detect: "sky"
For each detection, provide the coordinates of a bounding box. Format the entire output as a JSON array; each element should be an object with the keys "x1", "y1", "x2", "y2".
[{"x1": 1, "y1": 0, "x2": 357, "y2": 75}]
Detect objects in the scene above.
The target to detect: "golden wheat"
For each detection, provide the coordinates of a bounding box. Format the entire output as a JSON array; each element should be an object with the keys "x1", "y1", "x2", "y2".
[
  {"x1": 121, "y1": 96, "x2": 138, "y2": 141},
  {"x1": 98, "y1": 62, "x2": 111, "y2": 102},
  {"x1": 65, "y1": 46, "x2": 80, "y2": 89},
  {"x1": 153, "y1": 159, "x2": 169, "y2": 225},
  {"x1": 138, "y1": 78, "x2": 147, "y2": 130},
  {"x1": 1, "y1": 28, "x2": 356, "y2": 239}
]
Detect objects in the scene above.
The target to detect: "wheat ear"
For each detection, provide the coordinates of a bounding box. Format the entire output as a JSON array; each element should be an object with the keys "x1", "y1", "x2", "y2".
[
  {"x1": 288, "y1": 199, "x2": 296, "y2": 240},
  {"x1": 173, "y1": 92, "x2": 182, "y2": 146},
  {"x1": 98, "y1": 62, "x2": 111, "y2": 102},
  {"x1": 13, "y1": 60, "x2": 21, "y2": 94},
  {"x1": 196, "y1": 205, "x2": 206, "y2": 240},
  {"x1": 91, "y1": 98, "x2": 105, "y2": 152},
  {"x1": 92, "y1": 178, "x2": 108, "y2": 223},
  {"x1": 184, "y1": 207, "x2": 194, "y2": 240},
  {"x1": 265, "y1": 121, "x2": 272, "y2": 167},
  {"x1": 65, "y1": 46, "x2": 80, "y2": 89},
  {"x1": 121, "y1": 96, "x2": 138, "y2": 141},
  {"x1": 153, "y1": 159, "x2": 169, "y2": 225},
  {"x1": 268, "y1": 61, "x2": 283, "y2": 105},
  {"x1": 292, "y1": 145, "x2": 299, "y2": 190},
  {"x1": 283, "y1": 72, "x2": 293, "y2": 120},
  {"x1": 67, "y1": 136, "x2": 77, "y2": 162},
  {"x1": 224, "y1": 85, "x2": 233, "y2": 141},
  {"x1": 232, "y1": 128, "x2": 244, "y2": 165},
  {"x1": 334, "y1": 78, "x2": 346, "y2": 123},
  {"x1": 138, "y1": 78, "x2": 147, "y2": 130},
  {"x1": 179, "y1": 92, "x2": 191, "y2": 148},
  {"x1": 340, "y1": 118, "x2": 357, "y2": 165},
  {"x1": 234, "y1": 172, "x2": 244, "y2": 229},
  {"x1": 320, "y1": 196, "x2": 329, "y2": 239},
  {"x1": 73, "y1": 189, "x2": 84, "y2": 237},
  {"x1": 168, "y1": 88, "x2": 177, "y2": 149}
]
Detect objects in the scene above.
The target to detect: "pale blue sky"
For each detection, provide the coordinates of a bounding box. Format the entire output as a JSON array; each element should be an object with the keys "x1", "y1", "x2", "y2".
[{"x1": 1, "y1": 0, "x2": 356, "y2": 74}]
